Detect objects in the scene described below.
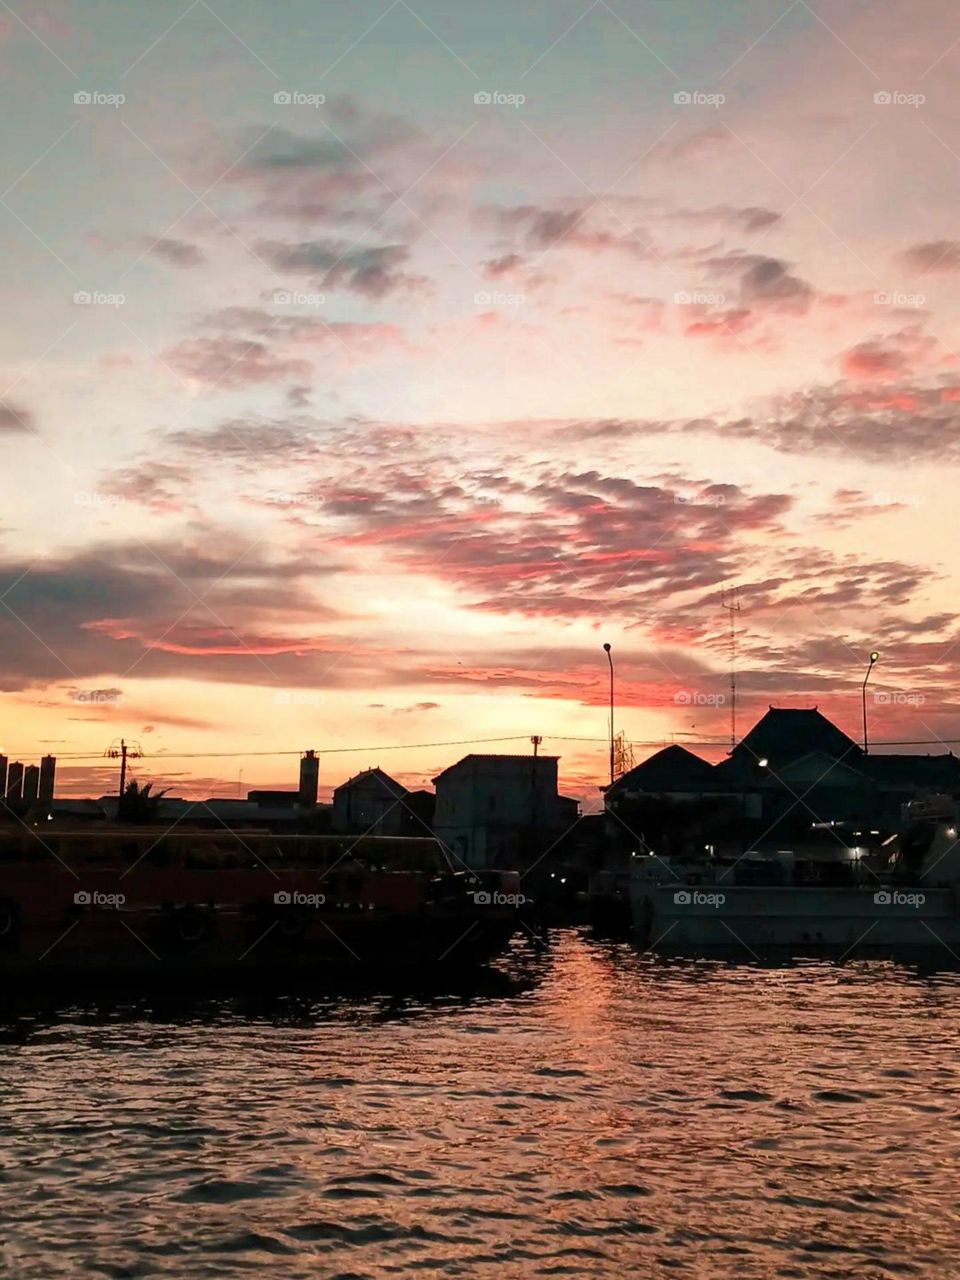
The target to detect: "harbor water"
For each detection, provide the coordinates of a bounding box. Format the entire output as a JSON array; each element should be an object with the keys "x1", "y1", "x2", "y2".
[{"x1": 2, "y1": 929, "x2": 959, "y2": 1278}]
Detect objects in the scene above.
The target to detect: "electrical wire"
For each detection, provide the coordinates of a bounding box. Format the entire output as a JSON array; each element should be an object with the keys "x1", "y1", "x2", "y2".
[{"x1": 4, "y1": 734, "x2": 960, "y2": 762}]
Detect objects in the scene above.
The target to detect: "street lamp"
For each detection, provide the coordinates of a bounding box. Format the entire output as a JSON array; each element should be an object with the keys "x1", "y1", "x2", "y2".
[
  {"x1": 862, "y1": 651, "x2": 879, "y2": 755},
  {"x1": 603, "y1": 643, "x2": 614, "y2": 786}
]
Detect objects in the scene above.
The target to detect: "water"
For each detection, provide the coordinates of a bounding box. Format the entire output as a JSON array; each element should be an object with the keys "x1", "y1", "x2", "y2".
[{"x1": 2, "y1": 930, "x2": 959, "y2": 1279}]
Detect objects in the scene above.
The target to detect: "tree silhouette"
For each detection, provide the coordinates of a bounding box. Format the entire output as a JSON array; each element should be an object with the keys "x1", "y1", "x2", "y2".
[{"x1": 116, "y1": 780, "x2": 168, "y2": 823}]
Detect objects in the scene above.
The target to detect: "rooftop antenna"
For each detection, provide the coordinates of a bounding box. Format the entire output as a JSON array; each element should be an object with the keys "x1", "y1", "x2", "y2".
[
  {"x1": 613, "y1": 731, "x2": 635, "y2": 779},
  {"x1": 720, "y1": 586, "x2": 741, "y2": 750}
]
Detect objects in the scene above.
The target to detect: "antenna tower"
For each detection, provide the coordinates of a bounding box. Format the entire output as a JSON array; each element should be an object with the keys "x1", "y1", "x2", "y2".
[{"x1": 720, "y1": 586, "x2": 741, "y2": 749}]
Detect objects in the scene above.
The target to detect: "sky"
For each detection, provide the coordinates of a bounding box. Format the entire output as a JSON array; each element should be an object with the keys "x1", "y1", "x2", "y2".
[{"x1": 2, "y1": 0, "x2": 960, "y2": 800}]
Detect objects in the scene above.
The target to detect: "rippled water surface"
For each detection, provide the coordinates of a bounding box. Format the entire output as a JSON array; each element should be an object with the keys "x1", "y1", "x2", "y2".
[{"x1": 2, "y1": 930, "x2": 960, "y2": 1278}]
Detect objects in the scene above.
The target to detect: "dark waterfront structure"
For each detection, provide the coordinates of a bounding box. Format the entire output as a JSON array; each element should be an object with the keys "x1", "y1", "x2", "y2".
[
  {"x1": 432, "y1": 753, "x2": 565, "y2": 870},
  {"x1": 605, "y1": 707, "x2": 960, "y2": 857},
  {"x1": 6, "y1": 761, "x2": 23, "y2": 802},
  {"x1": 332, "y1": 768, "x2": 410, "y2": 836},
  {"x1": 21, "y1": 765, "x2": 39, "y2": 806},
  {"x1": 38, "y1": 755, "x2": 56, "y2": 805}
]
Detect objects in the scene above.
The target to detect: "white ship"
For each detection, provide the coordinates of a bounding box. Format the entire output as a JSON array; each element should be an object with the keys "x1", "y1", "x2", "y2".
[{"x1": 630, "y1": 797, "x2": 960, "y2": 956}]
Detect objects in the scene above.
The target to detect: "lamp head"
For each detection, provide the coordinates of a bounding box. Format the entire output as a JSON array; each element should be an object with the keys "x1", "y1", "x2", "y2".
[
  {"x1": 602, "y1": 643, "x2": 611, "y2": 653},
  {"x1": 870, "y1": 651, "x2": 880, "y2": 664}
]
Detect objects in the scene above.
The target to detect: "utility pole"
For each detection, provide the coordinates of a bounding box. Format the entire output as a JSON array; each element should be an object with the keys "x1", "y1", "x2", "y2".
[
  {"x1": 603, "y1": 643, "x2": 614, "y2": 786},
  {"x1": 105, "y1": 738, "x2": 143, "y2": 800},
  {"x1": 720, "y1": 587, "x2": 741, "y2": 750},
  {"x1": 530, "y1": 736, "x2": 543, "y2": 866}
]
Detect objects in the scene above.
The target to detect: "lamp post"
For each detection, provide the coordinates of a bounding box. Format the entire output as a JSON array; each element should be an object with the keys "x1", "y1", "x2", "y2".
[
  {"x1": 861, "y1": 651, "x2": 879, "y2": 754},
  {"x1": 603, "y1": 643, "x2": 614, "y2": 786}
]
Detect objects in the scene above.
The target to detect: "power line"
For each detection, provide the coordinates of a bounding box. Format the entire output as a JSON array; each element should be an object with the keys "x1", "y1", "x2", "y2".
[
  {"x1": 0, "y1": 734, "x2": 535, "y2": 761},
  {"x1": 5, "y1": 733, "x2": 960, "y2": 763}
]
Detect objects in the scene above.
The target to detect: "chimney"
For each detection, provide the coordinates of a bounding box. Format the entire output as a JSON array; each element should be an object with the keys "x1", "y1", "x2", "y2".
[
  {"x1": 39, "y1": 755, "x2": 56, "y2": 805},
  {"x1": 298, "y1": 749, "x2": 319, "y2": 808},
  {"x1": 0, "y1": 755, "x2": 7, "y2": 799}
]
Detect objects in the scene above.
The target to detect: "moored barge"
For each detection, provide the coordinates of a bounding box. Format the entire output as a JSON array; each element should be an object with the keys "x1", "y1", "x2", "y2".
[{"x1": 0, "y1": 823, "x2": 522, "y2": 980}]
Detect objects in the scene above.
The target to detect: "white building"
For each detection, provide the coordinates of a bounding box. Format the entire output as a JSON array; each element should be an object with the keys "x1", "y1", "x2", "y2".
[{"x1": 432, "y1": 754, "x2": 563, "y2": 869}]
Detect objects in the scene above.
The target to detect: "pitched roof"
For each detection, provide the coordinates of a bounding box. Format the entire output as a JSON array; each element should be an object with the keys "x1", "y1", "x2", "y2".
[
  {"x1": 730, "y1": 707, "x2": 862, "y2": 767},
  {"x1": 334, "y1": 767, "x2": 406, "y2": 797},
  {"x1": 608, "y1": 744, "x2": 715, "y2": 794}
]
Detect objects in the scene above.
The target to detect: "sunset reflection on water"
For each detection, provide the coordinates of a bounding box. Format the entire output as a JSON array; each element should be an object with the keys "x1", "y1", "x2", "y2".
[{"x1": 2, "y1": 931, "x2": 959, "y2": 1278}]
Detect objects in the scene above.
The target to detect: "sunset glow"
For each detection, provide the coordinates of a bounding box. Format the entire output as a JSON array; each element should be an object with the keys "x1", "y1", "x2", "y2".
[{"x1": 3, "y1": 1, "x2": 960, "y2": 799}]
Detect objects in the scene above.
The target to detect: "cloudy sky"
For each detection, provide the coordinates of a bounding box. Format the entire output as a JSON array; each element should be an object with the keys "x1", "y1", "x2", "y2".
[{"x1": 2, "y1": 0, "x2": 960, "y2": 799}]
